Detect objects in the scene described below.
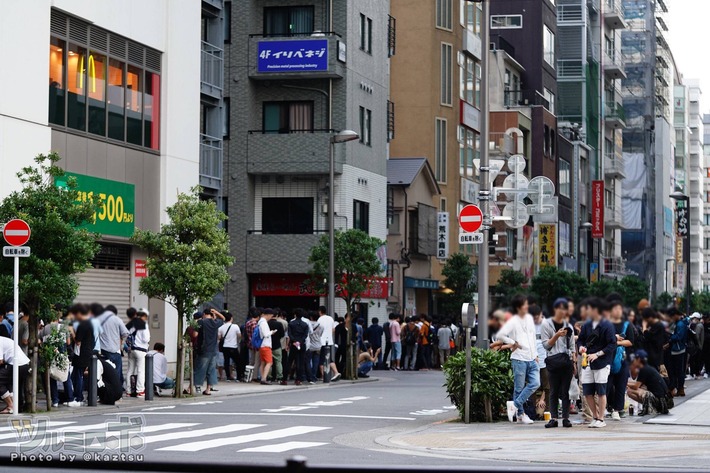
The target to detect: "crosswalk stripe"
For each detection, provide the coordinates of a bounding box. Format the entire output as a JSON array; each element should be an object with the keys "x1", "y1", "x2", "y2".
[
  {"x1": 0, "y1": 421, "x2": 74, "y2": 434},
  {"x1": 157, "y1": 426, "x2": 331, "y2": 452},
  {"x1": 140, "y1": 424, "x2": 264, "y2": 446},
  {"x1": 0, "y1": 422, "x2": 110, "y2": 443},
  {"x1": 238, "y1": 441, "x2": 328, "y2": 453}
]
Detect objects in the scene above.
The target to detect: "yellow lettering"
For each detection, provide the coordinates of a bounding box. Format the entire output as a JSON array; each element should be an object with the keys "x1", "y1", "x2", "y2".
[
  {"x1": 115, "y1": 196, "x2": 124, "y2": 223},
  {"x1": 98, "y1": 193, "x2": 107, "y2": 220}
]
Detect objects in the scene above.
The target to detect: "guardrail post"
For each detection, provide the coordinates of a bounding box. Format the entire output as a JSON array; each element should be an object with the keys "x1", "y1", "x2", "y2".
[
  {"x1": 145, "y1": 353, "x2": 154, "y2": 401},
  {"x1": 88, "y1": 355, "x2": 98, "y2": 407}
]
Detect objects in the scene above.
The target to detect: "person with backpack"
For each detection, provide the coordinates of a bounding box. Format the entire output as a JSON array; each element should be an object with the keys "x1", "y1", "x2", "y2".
[
  {"x1": 688, "y1": 313, "x2": 705, "y2": 379},
  {"x1": 253, "y1": 309, "x2": 277, "y2": 385},
  {"x1": 401, "y1": 317, "x2": 420, "y2": 371},
  {"x1": 0, "y1": 302, "x2": 15, "y2": 339},
  {"x1": 218, "y1": 312, "x2": 241, "y2": 381},
  {"x1": 418, "y1": 314, "x2": 432, "y2": 371},
  {"x1": 606, "y1": 296, "x2": 635, "y2": 421},
  {"x1": 668, "y1": 308, "x2": 689, "y2": 397}
]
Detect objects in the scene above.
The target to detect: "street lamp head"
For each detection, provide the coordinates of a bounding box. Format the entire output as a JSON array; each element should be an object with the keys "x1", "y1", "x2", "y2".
[
  {"x1": 332, "y1": 129, "x2": 359, "y2": 143},
  {"x1": 669, "y1": 189, "x2": 689, "y2": 201},
  {"x1": 580, "y1": 222, "x2": 593, "y2": 229}
]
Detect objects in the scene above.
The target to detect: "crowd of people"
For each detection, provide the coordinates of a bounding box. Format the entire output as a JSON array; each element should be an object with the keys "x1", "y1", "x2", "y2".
[{"x1": 488, "y1": 293, "x2": 709, "y2": 427}]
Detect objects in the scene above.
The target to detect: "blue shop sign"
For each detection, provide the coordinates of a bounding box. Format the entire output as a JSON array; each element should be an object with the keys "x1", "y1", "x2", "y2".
[
  {"x1": 257, "y1": 39, "x2": 329, "y2": 73},
  {"x1": 404, "y1": 277, "x2": 440, "y2": 290}
]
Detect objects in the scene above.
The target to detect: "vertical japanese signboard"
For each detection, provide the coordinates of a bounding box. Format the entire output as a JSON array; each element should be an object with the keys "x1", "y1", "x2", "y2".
[
  {"x1": 591, "y1": 180, "x2": 605, "y2": 239},
  {"x1": 538, "y1": 223, "x2": 557, "y2": 268},
  {"x1": 437, "y1": 212, "x2": 449, "y2": 260}
]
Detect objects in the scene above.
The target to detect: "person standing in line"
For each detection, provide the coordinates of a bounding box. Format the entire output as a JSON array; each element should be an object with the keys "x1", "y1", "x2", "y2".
[
  {"x1": 667, "y1": 308, "x2": 689, "y2": 397},
  {"x1": 306, "y1": 311, "x2": 323, "y2": 384},
  {"x1": 577, "y1": 298, "x2": 618, "y2": 428},
  {"x1": 498, "y1": 294, "x2": 540, "y2": 425},
  {"x1": 402, "y1": 317, "x2": 420, "y2": 371},
  {"x1": 436, "y1": 320, "x2": 453, "y2": 367},
  {"x1": 276, "y1": 310, "x2": 290, "y2": 380},
  {"x1": 96, "y1": 305, "x2": 129, "y2": 392},
  {"x1": 418, "y1": 315, "x2": 432, "y2": 371},
  {"x1": 389, "y1": 314, "x2": 402, "y2": 370},
  {"x1": 127, "y1": 309, "x2": 151, "y2": 397},
  {"x1": 531, "y1": 304, "x2": 549, "y2": 420},
  {"x1": 257, "y1": 309, "x2": 277, "y2": 385},
  {"x1": 641, "y1": 308, "x2": 666, "y2": 370},
  {"x1": 541, "y1": 298, "x2": 575, "y2": 428},
  {"x1": 193, "y1": 308, "x2": 223, "y2": 395},
  {"x1": 606, "y1": 296, "x2": 635, "y2": 421},
  {"x1": 688, "y1": 313, "x2": 705, "y2": 379},
  {"x1": 366, "y1": 317, "x2": 384, "y2": 368},
  {"x1": 244, "y1": 308, "x2": 261, "y2": 382},
  {"x1": 218, "y1": 312, "x2": 241, "y2": 381},
  {"x1": 268, "y1": 312, "x2": 287, "y2": 385},
  {"x1": 70, "y1": 304, "x2": 93, "y2": 406},
  {"x1": 382, "y1": 315, "x2": 392, "y2": 369},
  {"x1": 0, "y1": 336, "x2": 30, "y2": 414},
  {"x1": 287, "y1": 308, "x2": 310, "y2": 385},
  {"x1": 317, "y1": 306, "x2": 341, "y2": 382}
]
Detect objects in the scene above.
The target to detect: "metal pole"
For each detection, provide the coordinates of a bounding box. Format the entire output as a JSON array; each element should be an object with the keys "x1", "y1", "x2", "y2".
[
  {"x1": 145, "y1": 353, "x2": 154, "y2": 401},
  {"x1": 476, "y1": 0, "x2": 491, "y2": 350},
  {"x1": 12, "y1": 256, "x2": 19, "y2": 414},
  {"x1": 685, "y1": 199, "x2": 691, "y2": 315},
  {"x1": 464, "y1": 326, "x2": 471, "y2": 424},
  {"x1": 88, "y1": 354, "x2": 98, "y2": 406},
  {"x1": 328, "y1": 139, "x2": 336, "y2": 318}
]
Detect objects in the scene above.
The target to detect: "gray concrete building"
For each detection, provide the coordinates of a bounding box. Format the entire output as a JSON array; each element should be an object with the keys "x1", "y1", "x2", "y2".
[{"x1": 224, "y1": 1, "x2": 392, "y2": 319}]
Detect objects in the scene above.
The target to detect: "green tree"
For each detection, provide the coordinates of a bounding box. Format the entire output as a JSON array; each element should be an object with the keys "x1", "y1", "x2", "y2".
[
  {"x1": 131, "y1": 189, "x2": 232, "y2": 397},
  {"x1": 692, "y1": 292, "x2": 710, "y2": 314},
  {"x1": 618, "y1": 276, "x2": 649, "y2": 308},
  {"x1": 654, "y1": 291, "x2": 674, "y2": 310},
  {"x1": 588, "y1": 279, "x2": 621, "y2": 299},
  {"x1": 441, "y1": 253, "x2": 476, "y2": 319},
  {"x1": 530, "y1": 266, "x2": 589, "y2": 311},
  {"x1": 308, "y1": 229, "x2": 384, "y2": 379},
  {"x1": 495, "y1": 269, "x2": 528, "y2": 308},
  {"x1": 0, "y1": 153, "x2": 100, "y2": 412}
]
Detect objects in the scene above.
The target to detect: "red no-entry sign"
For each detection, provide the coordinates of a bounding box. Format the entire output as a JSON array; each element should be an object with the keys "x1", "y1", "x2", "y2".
[
  {"x1": 3, "y1": 219, "x2": 31, "y2": 247},
  {"x1": 458, "y1": 205, "x2": 483, "y2": 233}
]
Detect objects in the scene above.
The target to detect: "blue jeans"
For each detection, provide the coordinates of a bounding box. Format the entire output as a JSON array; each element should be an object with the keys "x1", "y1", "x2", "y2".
[
  {"x1": 307, "y1": 350, "x2": 320, "y2": 382},
  {"x1": 358, "y1": 360, "x2": 374, "y2": 377},
  {"x1": 101, "y1": 350, "x2": 123, "y2": 390},
  {"x1": 71, "y1": 366, "x2": 84, "y2": 402},
  {"x1": 511, "y1": 359, "x2": 541, "y2": 415},
  {"x1": 193, "y1": 353, "x2": 218, "y2": 388},
  {"x1": 50, "y1": 377, "x2": 74, "y2": 405},
  {"x1": 155, "y1": 378, "x2": 175, "y2": 389}
]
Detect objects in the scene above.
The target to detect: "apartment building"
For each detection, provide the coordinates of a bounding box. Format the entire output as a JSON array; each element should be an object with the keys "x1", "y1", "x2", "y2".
[
  {"x1": 685, "y1": 80, "x2": 704, "y2": 292},
  {"x1": 703, "y1": 113, "x2": 710, "y2": 291},
  {"x1": 389, "y1": 0, "x2": 483, "y2": 314},
  {"x1": 0, "y1": 1, "x2": 201, "y2": 364},
  {"x1": 224, "y1": 1, "x2": 391, "y2": 319}
]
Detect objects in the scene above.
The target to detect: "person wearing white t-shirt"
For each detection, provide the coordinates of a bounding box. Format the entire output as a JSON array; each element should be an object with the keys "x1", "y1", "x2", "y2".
[
  {"x1": 316, "y1": 306, "x2": 341, "y2": 382},
  {"x1": 218, "y1": 313, "x2": 242, "y2": 381},
  {"x1": 148, "y1": 343, "x2": 174, "y2": 392},
  {"x1": 497, "y1": 294, "x2": 540, "y2": 425},
  {"x1": 257, "y1": 309, "x2": 277, "y2": 385},
  {"x1": 0, "y1": 336, "x2": 30, "y2": 414}
]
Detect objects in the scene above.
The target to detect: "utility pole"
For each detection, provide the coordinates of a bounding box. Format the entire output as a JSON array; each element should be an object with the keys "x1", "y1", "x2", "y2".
[{"x1": 476, "y1": 0, "x2": 491, "y2": 350}]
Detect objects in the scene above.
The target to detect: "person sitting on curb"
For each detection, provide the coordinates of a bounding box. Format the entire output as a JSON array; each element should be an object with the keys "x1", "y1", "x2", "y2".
[{"x1": 149, "y1": 342, "x2": 175, "y2": 395}]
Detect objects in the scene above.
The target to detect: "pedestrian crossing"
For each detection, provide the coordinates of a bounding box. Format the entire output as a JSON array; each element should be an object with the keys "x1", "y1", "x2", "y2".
[{"x1": 0, "y1": 419, "x2": 332, "y2": 454}]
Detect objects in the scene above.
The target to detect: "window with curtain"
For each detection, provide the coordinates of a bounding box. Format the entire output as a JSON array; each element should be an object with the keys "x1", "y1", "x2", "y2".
[
  {"x1": 263, "y1": 101, "x2": 313, "y2": 133},
  {"x1": 264, "y1": 6, "x2": 314, "y2": 36}
]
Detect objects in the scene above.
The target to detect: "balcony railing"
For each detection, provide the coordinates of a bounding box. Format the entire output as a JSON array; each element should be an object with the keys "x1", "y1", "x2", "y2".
[
  {"x1": 605, "y1": 102, "x2": 626, "y2": 128},
  {"x1": 503, "y1": 89, "x2": 549, "y2": 109},
  {"x1": 558, "y1": 4, "x2": 584, "y2": 23},
  {"x1": 200, "y1": 134, "x2": 223, "y2": 190},
  {"x1": 558, "y1": 60, "x2": 584, "y2": 79},
  {"x1": 603, "y1": 47, "x2": 626, "y2": 79},
  {"x1": 604, "y1": 153, "x2": 626, "y2": 179},
  {"x1": 604, "y1": 0, "x2": 626, "y2": 28},
  {"x1": 201, "y1": 41, "x2": 224, "y2": 99},
  {"x1": 602, "y1": 256, "x2": 636, "y2": 276},
  {"x1": 605, "y1": 206, "x2": 624, "y2": 229}
]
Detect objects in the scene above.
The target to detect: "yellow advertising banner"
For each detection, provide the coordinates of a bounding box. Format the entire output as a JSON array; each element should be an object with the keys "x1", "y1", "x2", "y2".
[{"x1": 538, "y1": 224, "x2": 557, "y2": 268}]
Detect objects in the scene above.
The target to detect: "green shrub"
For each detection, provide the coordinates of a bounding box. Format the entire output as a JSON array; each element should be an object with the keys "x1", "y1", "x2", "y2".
[{"x1": 443, "y1": 348, "x2": 513, "y2": 422}]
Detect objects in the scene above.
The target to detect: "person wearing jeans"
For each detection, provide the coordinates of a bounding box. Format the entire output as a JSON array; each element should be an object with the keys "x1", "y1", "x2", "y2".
[
  {"x1": 497, "y1": 294, "x2": 540, "y2": 425},
  {"x1": 606, "y1": 298, "x2": 634, "y2": 420},
  {"x1": 668, "y1": 308, "x2": 689, "y2": 397},
  {"x1": 541, "y1": 298, "x2": 576, "y2": 428}
]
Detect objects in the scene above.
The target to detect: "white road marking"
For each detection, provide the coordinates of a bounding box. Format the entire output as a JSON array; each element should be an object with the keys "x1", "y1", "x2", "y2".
[
  {"x1": 0, "y1": 421, "x2": 74, "y2": 434},
  {"x1": 0, "y1": 422, "x2": 110, "y2": 442},
  {"x1": 238, "y1": 441, "x2": 328, "y2": 453},
  {"x1": 338, "y1": 396, "x2": 370, "y2": 401},
  {"x1": 300, "y1": 400, "x2": 352, "y2": 407},
  {"x1": 187, "y1": 400, "x2": 223, "y2": 406},
  {"x1": 116, "y1": 412, "x2": 415, "y2": 421},
  {"x1": 143, "y1": 405, "x2": 176, "y2": 411},
  {"x1": 157, "y1": 426, "x2": 331, "y2": 452},
  {"x1": 410, "y1": 409, "x2": 445, "y2": 416},
  {"x1": 443, "y1": 406, "x2": 457, "y2": 410},
  {"x1": 263, "y1": 406, "x2": 315, "y2": 413},
  {"x1": 140, "y1": 424, "x2": 263, "y2": 445}
]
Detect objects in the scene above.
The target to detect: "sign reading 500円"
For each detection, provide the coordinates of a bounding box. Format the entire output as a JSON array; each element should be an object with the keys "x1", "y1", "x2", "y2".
[{"x1": 56, "y1": 173, "x2": 136, "y2": 238}]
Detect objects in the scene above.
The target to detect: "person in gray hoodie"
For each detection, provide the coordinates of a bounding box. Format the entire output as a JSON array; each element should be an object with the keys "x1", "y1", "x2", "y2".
[{"x1": 541, "y1": 298, "x2": 576, "y2": 428}]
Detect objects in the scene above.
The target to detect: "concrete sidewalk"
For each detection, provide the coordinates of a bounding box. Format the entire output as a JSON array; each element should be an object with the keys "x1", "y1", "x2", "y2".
[{"x1": 379, "y1": 377, "x2": 710, "y2": 470}]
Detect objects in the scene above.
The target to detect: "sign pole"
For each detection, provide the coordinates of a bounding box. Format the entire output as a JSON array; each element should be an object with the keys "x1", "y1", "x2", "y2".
[
  {"x1": 464, "y1": 325, "x2": 471, "y2": 424},
  {"x1": 12, "y1": 255, "x2": 19, "y2": 415}
]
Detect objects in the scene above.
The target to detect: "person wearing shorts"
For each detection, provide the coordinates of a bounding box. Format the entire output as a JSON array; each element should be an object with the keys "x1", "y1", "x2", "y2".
[
  {"x1": 577, "y1": 297, "x2": 617, "y2": 428},
  {"x1": 389, "y1": 314, "x2": 402, "y2": 370},
  {"x1": 257, "y1": 309, "x2": 276, "y2": 385}
]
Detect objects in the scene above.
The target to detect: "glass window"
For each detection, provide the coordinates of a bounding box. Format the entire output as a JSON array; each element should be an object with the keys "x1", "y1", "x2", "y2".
[
  {"x1": 263, "y1": 101, "x2": 313, "y2": 133},
  {"x1": 461, "y1": 0, "x2": 482, "y2": 34},
  {"x1": 264, "y1": 6, "x2": 314, "y2": 36},
  {"x1": 353, "y1": 200, "x2": 370, "y2": 233},
  {"x1": 441, "y1": 43, "x2": 452, "y2": 106},
  {"x1": 67, "y1": 44, "x2": 87, "y2": 131},
  {"x1": 543, "y1": 26, "x2": 555, "y2": 67},
  {"x1": 126, "y1": 65, "x2": 142, "y2": 145},
  {"x1": 435, "y1": 118, "x2": 447, "y2": 183},
  {"x1": 87, "y1": 52, "x2": 107, "y2": 137},
  {"x1": 459, "y1": 126, "x2": 476, "y2": 179},
  {"x1": 222, "y1": 98, "x2": 230, "y2": 139},
  {"x1": 544, "y1": 88, "x2": 555, "y2": 114},
  {"x1": 491, "y1": 15, "x2": 523, "y2": 29},
  {"x1": 359, "y1": 106, "x2": 371, "y2": 145},
  {"x1": 144, "y1": 72, "x2": 160, "y2": 150},
  {"x1": 559, "y1": 159, "x2": 571, "y2": 197},
  {"x1": 107, "y1": 59, "x2": 125, "y2": 141},
  {"x1": 262, "y1": 198, "x2": 314, "y2": 234},
  {"x1": 360, "y1": 14, "x2": 372, "y2": 53},
  {"x1": 436, "y1": 0, "x2": 453, "y2": 30},
  {"x1": 224, "y1": 1, "x2": 232, "y2": 43},
  {"x1": 459, "y1": 54, "x2": 475, "y2": 105},
  {"x1": 49, "y1": 37, "x2": 65, "y2": 126},
  {"x1": 559, "y1": 221, "x2": 570, "y2": 256}
]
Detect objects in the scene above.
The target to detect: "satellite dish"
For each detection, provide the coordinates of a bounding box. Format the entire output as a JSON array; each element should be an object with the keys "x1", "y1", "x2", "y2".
[
  {"x1": 507, "y1": 155, "x2": 526, "y2": 174},
  {"x1": 502, "y1": 201, "x2": 528, "y2": 228},
  {"x1": 527, "y1": 176, "x2": 555, "y2": 204}
]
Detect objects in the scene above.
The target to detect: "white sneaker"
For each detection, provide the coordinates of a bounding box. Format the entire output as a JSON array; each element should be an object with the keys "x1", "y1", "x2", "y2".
[
  {"x1": 596, "y1": 420, "x2": 607, "y2": 428},
  {"x1": 611, "y1": 411, "x2": 621, "y2": 421},
  {"x1": 51, "y1": 403, "x2": 59, "y2": 408},
  {"x1": 67, "y1": 401, "x2": 82, "y2": 407},
  {"x1": 506, "y1": 401, "x2": 516, "y2": 423},
  {"x1": 588, "y1": 420, "x2": 600, "y2": 428},
  {"x1": 518, "y1": 413, "x2": 534, "y2": 425}
]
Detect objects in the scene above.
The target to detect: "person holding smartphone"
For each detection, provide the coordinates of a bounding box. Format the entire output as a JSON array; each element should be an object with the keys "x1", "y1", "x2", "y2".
[
  {"x1": 541, "y1": 298, "x2": 576, "y2": 428},
  {"x1": 606, "y1": 295, "x2": 635, "y2": 420}
]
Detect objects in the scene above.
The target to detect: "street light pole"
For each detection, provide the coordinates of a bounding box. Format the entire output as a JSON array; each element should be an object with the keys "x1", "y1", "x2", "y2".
[
  {"x1": 328, "y1": 130, "x2": 359, "y2": 317},
  {"x1": 670, "y1": 190, "x2": 691, "y2": 315}
]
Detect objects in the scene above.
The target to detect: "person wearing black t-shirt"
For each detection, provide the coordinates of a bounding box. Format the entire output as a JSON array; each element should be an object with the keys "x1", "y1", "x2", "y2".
[
  {"x1": 641, "y1": 308, "x2": 666, "y2": 370},
  {"x1": 606, "y1": 298, "x2": 635, "y2": 421},
  {"x1": 628, "y1": 350, "x2": 673, "y2": 415}
]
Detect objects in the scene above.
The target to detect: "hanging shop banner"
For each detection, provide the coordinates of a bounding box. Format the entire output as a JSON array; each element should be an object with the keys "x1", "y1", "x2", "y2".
[
  {"x1": 591, "y1": 180, "x2": 604, "y2": 239},
  {"x1": 437, "y1": 212, "x2": 450, "y2": 260},
  {"x1": 538, "y1": 223, "x2": 557, "y2": 268},
  {"x1": 251, "y1": 274, "x2": 389, "y2": 300}
]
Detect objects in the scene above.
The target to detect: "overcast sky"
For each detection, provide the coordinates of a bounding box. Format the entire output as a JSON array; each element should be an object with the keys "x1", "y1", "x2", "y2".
[{"x1": 667, "y1": 0, "x2": 709, "y2": 109}]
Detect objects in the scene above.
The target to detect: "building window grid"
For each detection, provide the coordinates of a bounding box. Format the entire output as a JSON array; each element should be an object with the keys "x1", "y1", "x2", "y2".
[
  {"x1": 360, "y1": 14, "x2": 372, "y2": 54},
  {"x1": 435, "y1": 118, "x2": 448, "y2": 183},
  {"x1": 436, "y1": 0, "x2": 453, "y2": 30},
  {"x1": 359, "y1": 106, "x2": 372, "y2": 146},
  {"x1": 543, "y1": 26, "x2": 555, "y2": 68},
  {"x1": 559, "y1": 159, "x2": 571, "y2": 197},
  {"x1": 491, "y1": 15, "x2": 523, "y2": 29},
  {"x1": 441, "y1": 43, "x2": 453, "y2": 106},
  {"x1": 353, "y1": 200, "x2": 370, "y2": 233}
]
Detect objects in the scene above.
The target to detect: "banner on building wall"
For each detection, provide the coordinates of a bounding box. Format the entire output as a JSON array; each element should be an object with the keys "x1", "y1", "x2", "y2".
[
  {"x1": 257, "y1": 39, "x2": 329, "y2": 73},
  {"x1": 437, "y1": 212, "x2": 449, "y2": 260},
  {"x1": 590, "y1": 262, "x2": 600, "y2": 283},
  {"x1": 677, "y1": 264, "x2": 687, "y2": 293},
  {"x1": 251, "y1": 274, "x2": 389, "y2": 299},
  {"x1": 538, "y1": 223, "x2": 557, "y2": 268},
  {"x1": 676, "y1": 205, "x2": 689, "y2": 238},
  {"x1": 591, "y1": 180, "x2": 605, "y2": 239}
]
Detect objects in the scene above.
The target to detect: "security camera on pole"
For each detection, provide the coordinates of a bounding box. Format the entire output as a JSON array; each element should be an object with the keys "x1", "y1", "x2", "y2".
[{"x1": 2, "y1": 219, "x2": 31, "y2": 415}]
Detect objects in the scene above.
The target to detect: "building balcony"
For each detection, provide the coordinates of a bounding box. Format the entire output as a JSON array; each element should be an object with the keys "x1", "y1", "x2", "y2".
[
  {"x1": 604, "y1": 48, "x2": 627, "y2": 79},
  {"x1": 248, "y1": 33, "x2": 345, "y2": 81},
  {"x1": 602, "y1": 256, "x2": 635, "y2": 277},
  {"x1": 605, "y1": 102, "x2": 626, "y2": 128},
  {"x1": 503, "y1": 89, "x2": 549, "y2": 109},
  {"x1": 201, "y1": 41, "x2": 223, "y2": 100},
  {"x1": 245, "y1": 233, "x2": 321, "y2": 274},
  {"x1": 200, "y1": 134, "x2": 223, "y2": 191},
  {"x1": 604, "y1": 0, "x2": 626, "y2": 29},
  {"x1": 246, "y1": 130, "x2": 342, "y2": 174},
  {"x1": 605, "y1": 206, "x2": 624, "y2": 229},
  {"x1": 604, "y1": 153, "x2": 626, "y2": 179},
  {"x1": 558, "y1": 4, "x2": 585, "y2": 23},
  {"x1": 558, "y1": 60, "x2": 585, "y2": 79},
  {"x1": 201, "y1": 0, "x2": 223, "y2": 16}
]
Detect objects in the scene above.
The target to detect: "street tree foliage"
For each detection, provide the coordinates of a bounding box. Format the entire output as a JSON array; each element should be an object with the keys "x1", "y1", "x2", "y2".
[
  {"x1": 0, "y1": 153, "x2": 100, "y2": 412},
  {"x1": 589, "y1": 276, "x2": 649, "y2": 309},
  {"x1": 131, "y1": 188, "x2": 233, "y2": 397},
  {"x1": 495, "y1": 269, "x2": 528, "y2": 308},
  {"x1": 309, "y1": 229, "x2": 384, "y2": 379},
  {"x1": 530, "y1": 266, "x2": 589, "y2": 311},
  {"x1": 441, "y1": 253, "x2": 476, "y2": 319},
  {"x1": 654, "y1": 291, "x2": 674, "y2": 310}
]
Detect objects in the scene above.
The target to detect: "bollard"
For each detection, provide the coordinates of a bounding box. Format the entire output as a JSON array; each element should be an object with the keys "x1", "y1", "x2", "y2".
[
  {"x1": 145, "y1": 353, "x2": 154, "y2": 401},
  {"x1": 88, "y1": 354, "x2": 98, "y2": 407},
  {"x1": 322, "y1": 344, "x2": 332, "y2": 384}
]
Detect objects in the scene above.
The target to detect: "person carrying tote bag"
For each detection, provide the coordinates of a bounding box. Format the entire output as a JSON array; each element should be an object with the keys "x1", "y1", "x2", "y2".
[{"x1": 541, "y1": 298, "x2": 576, "y2": 428}]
